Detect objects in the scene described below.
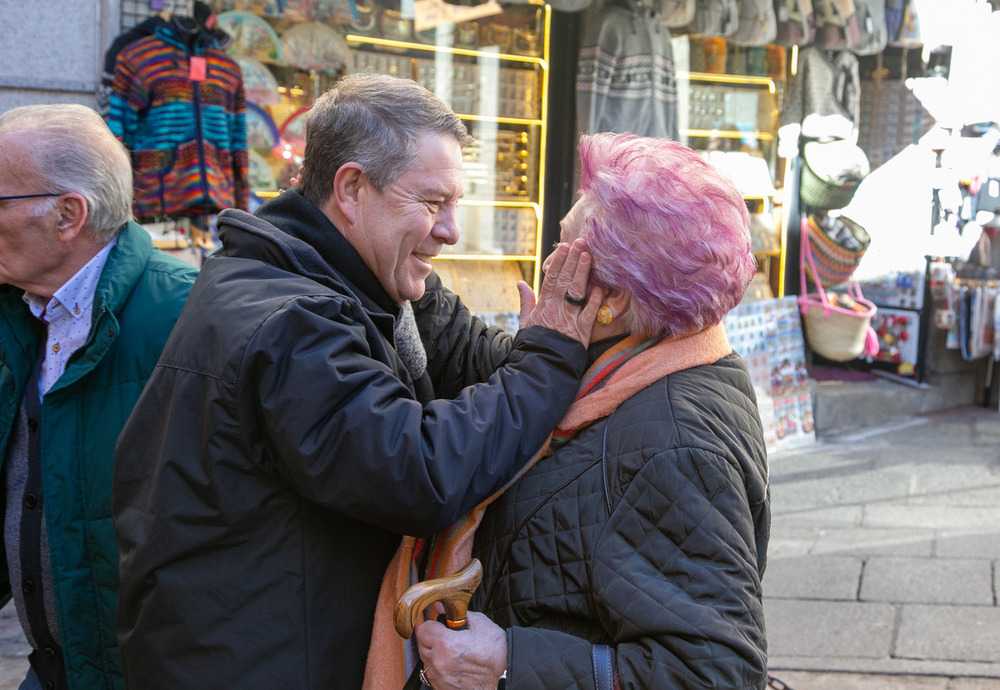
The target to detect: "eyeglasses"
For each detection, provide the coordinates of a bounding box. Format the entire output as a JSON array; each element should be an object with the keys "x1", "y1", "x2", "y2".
[{"x1": 0, "y1": 193, "x2": 62, "y2": 202}]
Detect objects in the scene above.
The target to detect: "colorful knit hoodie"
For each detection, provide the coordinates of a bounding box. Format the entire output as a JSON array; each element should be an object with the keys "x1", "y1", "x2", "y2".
[{"x1": 108, "y1": 20, "x2": 249, "y2": 218}]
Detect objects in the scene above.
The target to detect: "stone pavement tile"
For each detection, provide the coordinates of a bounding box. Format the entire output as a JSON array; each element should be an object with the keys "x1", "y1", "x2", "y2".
[
  {"x1": 769, "y1": 444, "x2": 875, "y2": 472},
  {"x1": 771, "y1": 505, "x2": 865, "y2": 529},
  {"x1": 863, "y1": 506, "x2": 1000, "y2": 531},
  {"x1": 860, "y1": 557, "x2": 993, "y2": 605},
  {"x1": 0, "y1": 657, "x2": 27, "y2": 690},
  {"x1": 937, "y1": 532, "x2": 1000, "y2": 559},
  {"x1": 764, "y1": 599, "x2": 896, "y2": 659},
  {"x1": 769, "y1": 526, "x2": 821, "y2": 559},
  {"x1": 764, "y1": 555, "x2": 861, "y2": 600},
  {"x1": 972, "y1": 418, "x2": 1000, "y2": 443},
  {"x1": 770, "y1": 482, "x2": 843, "y2": 512},
  {"x1": 871, "y1": 417, "x2": 982, "y2": 448},
  {"x1": 905, "y1": 463, "x2": 1000, "y2": 502},
  {"x1": 0, "y1": 607, "x2": 19, "y2": 641},
  {"x1": 907, "y1": 485, "x2": 1000, "y2": 508},
  {"x1": 827, "y1": 471, "x2": 914, "y2": 506},
  {"x1": 950, "y1": 680, "x2": 1000, "y2": 689},
  {"x1": 811, "y1": 528, "x2": 935, "y2": 558},
  {"x1": 766, "y1": 670, "x2": 951, "y2": 689},
  {"x1": 896, "y1": 605, "x2": 1000, "y2": 664},
  {"x1": 0, "y1": 603, "x2": 29, "y2": 687},
  {"x1": 870, "y1": 444, "x2": 990, "y2": 469},
  {"x1": 768, "y1": 452, "x2": 877, "y2": 482}
]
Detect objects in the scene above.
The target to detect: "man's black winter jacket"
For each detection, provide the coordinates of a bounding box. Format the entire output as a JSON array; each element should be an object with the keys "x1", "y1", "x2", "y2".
[{"x1": 113, "y1": 190, "x2": 587, "y2": 689}]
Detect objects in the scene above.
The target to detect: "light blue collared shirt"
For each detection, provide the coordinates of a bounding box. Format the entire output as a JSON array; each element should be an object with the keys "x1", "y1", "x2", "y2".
[{"x1": 22, "y1": 238, "x2": 117, "y2": 399}]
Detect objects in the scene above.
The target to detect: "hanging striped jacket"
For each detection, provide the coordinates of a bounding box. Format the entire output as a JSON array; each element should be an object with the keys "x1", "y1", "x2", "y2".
[{"x1": 108, "y1": 23, "x2": 249, "y2": 218}]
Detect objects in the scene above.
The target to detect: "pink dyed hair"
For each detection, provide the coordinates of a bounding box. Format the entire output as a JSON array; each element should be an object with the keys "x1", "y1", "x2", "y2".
[{"x1": 575, "y1": 132, "x2": 756, "y2": 338}]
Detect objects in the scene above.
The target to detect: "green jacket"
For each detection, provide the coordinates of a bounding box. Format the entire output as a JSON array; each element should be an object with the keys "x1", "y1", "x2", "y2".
[{"x1": 0, "y1": 221, "x2": 197, "y2": 689}]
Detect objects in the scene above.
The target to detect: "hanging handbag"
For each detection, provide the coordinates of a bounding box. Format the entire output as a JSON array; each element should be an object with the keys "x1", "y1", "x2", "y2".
[
  {"x1": 730, "y1": 0, "x2": 778, "y2": 46},
  {"x1": 893, "y1": 0, "x2": 920, "y2": 46},
  {"x1": 850, "y1": 0, "x2": 888, "y2": 55},
  {"x1": 659, "y1": 0, "x2": 696, "y2": 27},
  {"x1": 798, "y1": 217, "x2": 879, "y2": 362},
  {"x1": 814, "y1": 0, "x2": 859, "y2": 48},
  {"x1": 803, "y1": 212, "x2": 871, "y2": 287},
  {"x1": 800, "y1": 138, "x2": 870, "y2": 211},
  {"x1": 774, "y1": 0, "x2": 816, "y2": 46},
  {"x1": 884, "y1": 0, "x2": 904, "y2": 43},
  {"x1": 690, "y1": 0, "x2": 740, "y2": 37}
]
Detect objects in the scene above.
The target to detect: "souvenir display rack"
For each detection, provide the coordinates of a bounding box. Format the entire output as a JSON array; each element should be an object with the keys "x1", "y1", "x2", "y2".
[{"x1": 724, "y1": 295, "x2": 816, "y2": 452}]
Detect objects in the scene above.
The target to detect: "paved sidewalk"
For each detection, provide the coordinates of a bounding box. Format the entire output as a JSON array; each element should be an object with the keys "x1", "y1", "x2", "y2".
[
  {"x1": 1, "y1": 406, "x2": 1000, "y2": 688},
  {"x1": 0, "y1": 603, "x2": 28, "y2": 689},
  {"x1": 765, "y1": 405, "x2": 1000, "y2": 688}
]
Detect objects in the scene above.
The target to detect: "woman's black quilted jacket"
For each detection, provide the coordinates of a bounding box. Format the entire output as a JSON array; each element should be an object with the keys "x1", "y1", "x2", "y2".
[{"x1": 471, "y1": 353, "x2": 770, "y2": 689}]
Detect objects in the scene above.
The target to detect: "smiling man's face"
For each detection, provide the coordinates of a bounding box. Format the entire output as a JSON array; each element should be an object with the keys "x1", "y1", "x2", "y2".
[{"x1": 346, "y1": 132, "x2": 464, "y2": 304}]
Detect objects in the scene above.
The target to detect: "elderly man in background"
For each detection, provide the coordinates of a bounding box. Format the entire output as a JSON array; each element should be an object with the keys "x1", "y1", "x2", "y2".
[{"x1": 0, "y1": 104, "x2": 198, "y2": 690}]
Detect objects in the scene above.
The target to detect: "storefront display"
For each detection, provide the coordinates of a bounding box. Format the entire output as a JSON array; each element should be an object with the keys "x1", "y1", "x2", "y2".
[
  {"x1": 851, "y1": 269, "x2": 926, "y2": 378},
  {"x1": 203, "y1": 0, "x2": 550, "y2": 322},
  {"x1": 725, "y1": 296, "x2": 816, "y2": 451}
]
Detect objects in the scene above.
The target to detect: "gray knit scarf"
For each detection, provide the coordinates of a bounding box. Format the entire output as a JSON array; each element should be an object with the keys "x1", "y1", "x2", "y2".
[{"x1": 394, "y1": 301, "x2": 427, "y2": 382}]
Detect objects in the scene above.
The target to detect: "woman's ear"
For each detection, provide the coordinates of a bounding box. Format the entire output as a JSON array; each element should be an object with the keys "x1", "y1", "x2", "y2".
[
  {"x1": 593, "y1": 286, "x2": 632, "y2": 334},
  {"x1": 601, "y1": 286, "x2": 631, "y2": 315}
]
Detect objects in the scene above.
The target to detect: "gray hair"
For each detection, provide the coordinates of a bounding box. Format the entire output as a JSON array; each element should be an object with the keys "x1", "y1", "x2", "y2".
[
  {"x1": 0, "y1": 103, "x2": 133, "y2": 239},
  {"x1": 300, "y1": 73, "x2": 474, "y2": 207}
]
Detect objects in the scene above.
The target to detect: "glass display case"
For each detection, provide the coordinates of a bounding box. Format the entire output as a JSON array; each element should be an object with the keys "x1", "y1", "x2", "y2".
[
  {"x1": 682, "y1": 72, "x2": 779, "y2": 176},
  {"x1": 209, "y1": 0, "x2": 550, "y2": 324},
  {"x1": 679, "y1": 70, "x2": 786, "y2": 297}
]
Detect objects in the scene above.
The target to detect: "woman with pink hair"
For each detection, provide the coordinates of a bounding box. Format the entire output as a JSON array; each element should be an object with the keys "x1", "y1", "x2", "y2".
[{"x1": 407, "y1": 132, "x2": 770, "y2": 689}]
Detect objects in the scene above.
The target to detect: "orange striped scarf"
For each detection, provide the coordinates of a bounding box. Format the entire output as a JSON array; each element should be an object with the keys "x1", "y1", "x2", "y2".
[{"x1": 362, "y1": 322, "x2": 733, "y2": 689}]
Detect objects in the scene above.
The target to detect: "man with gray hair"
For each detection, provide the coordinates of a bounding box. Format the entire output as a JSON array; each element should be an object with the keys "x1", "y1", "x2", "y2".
[
  {"x1": 0, "y1": 103, "x2": 198, "y2": 690},
  {"x1": 113, "y1": 72, "x2": 602, "y2": 688}
]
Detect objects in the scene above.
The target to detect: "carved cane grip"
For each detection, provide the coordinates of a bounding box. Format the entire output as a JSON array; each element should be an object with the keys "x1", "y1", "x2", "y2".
[{"x1": 393, "y1": 558, "x2": 483, "y2": 639}]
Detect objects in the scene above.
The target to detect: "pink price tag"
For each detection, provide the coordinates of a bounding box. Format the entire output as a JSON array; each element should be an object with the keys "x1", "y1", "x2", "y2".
[{"x1": 189, "y1": 56, "x2": 207, "y2": 82}]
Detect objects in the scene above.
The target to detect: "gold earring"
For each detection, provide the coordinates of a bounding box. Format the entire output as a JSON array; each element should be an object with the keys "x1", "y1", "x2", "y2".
[{"x1": 596, "y1": 305, "x2": 614, "y2": 325}]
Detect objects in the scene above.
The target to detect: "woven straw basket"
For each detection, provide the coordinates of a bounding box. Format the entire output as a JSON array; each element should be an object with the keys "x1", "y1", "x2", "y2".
[
  {"x1": 801, "y1": 296, "x2": 877, "y2": 362},
  {"x1": 800, "y1": 140, "x2": 871, "y2": 210},
  {"x1": 798, "y1": 217, "x2": 879, "y2": 362},
  {"x1": 804, "y1": 214, "x2": 871, "y2": 287}
]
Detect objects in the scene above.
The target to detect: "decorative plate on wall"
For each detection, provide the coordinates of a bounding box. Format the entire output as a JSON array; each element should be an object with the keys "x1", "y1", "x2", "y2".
[
  {"x1": 279, "y1": 106, "x2": 312, "y2": 157},
  {"x1": 217, "y1": 11, "x2": 284, "y2": 62},
  {"x1": 234, "y1": 55, "x2": 281, "y2": 105},
  {"x1": 280, "y1": 21, "x2": 351, "y2": 72},
  {"x1": 245, "y1": 102, "x2": 280, "y2": 149},
  {"x1": 248, "y1": 148, "x2": 278, "y2": 192}
]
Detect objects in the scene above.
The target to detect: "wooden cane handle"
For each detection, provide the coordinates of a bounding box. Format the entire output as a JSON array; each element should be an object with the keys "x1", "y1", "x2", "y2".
[{"x1": 393, "y1": 558, "x2": 483, "y2": 639}]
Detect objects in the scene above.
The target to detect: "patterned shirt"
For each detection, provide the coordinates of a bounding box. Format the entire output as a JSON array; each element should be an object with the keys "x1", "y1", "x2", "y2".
[{"x1": 22, "y1": 239, "x2": 117, "y2": 399}]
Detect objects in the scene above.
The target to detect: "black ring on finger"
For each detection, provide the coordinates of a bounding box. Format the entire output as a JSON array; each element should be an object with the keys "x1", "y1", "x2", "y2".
[{"x1": 564, "y1": 291, "x2": 587, "y2": 307}]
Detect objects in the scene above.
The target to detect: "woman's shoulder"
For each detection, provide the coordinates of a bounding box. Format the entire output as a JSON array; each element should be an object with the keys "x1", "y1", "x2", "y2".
[
  {"x1": 606, "y1": 353, "x2": 765, "y2": 470},
  {"x1": 615, "y1": 352, "x2": 755, "y2": 423}
]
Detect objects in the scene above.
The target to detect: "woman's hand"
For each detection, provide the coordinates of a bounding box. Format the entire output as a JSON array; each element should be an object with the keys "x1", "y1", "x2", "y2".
[
  {"x1": 415, "y1": 611, "x2": 507, "y2": 690},
  {"x1": 517, "y1": 238, "x2": 603, "y2": 348}
]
